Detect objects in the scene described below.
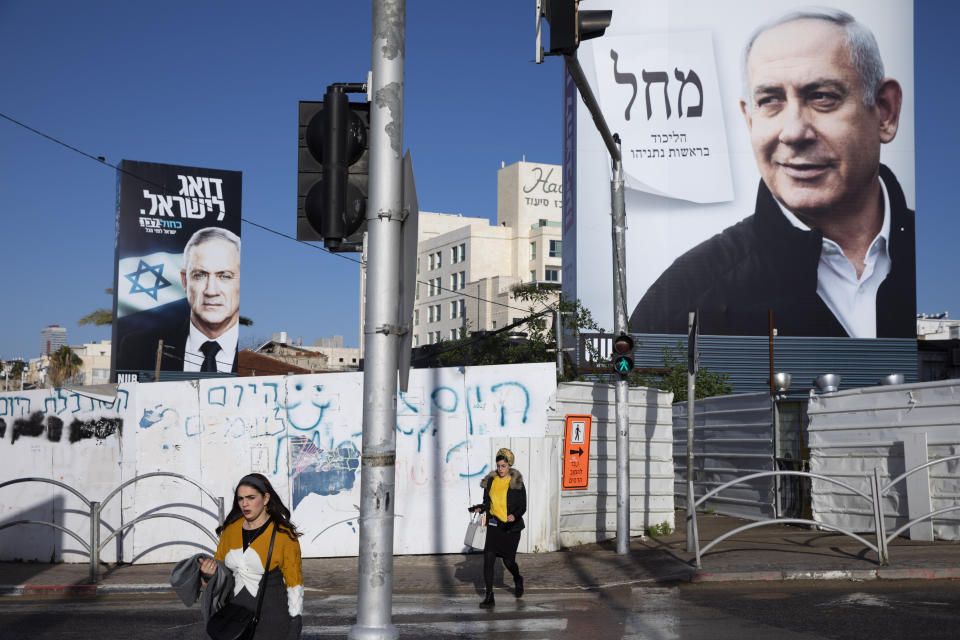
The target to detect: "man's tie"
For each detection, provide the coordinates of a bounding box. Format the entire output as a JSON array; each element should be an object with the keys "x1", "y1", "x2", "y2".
[{"x1": 200, "y1": 341, "x2": 221, "y2": 373}]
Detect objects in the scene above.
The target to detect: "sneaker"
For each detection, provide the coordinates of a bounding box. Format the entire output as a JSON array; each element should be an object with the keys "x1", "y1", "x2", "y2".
[
  {"x1": 479, "y1": 592, "x2": 495, "y2": 608},
  {"x1": 515, "y1": 576, "x2": 524, "y2": 598}
]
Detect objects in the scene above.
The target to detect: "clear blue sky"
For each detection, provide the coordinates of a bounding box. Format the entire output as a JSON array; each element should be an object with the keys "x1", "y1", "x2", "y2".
[{"x1": 0, "y1": 1, "x2": 956, "y2": 361}]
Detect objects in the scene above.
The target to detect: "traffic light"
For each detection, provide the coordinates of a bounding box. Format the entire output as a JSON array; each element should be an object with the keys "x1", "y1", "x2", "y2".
[
  {"x1": 612, "y1": 333, "x2": 635, "y2": 376},
  {"x1": 297, "y1": 83, "x2": 369, "y2": 251},
  {"x1": 546, "y1": 0, "x2": 612, "y2": 55}
]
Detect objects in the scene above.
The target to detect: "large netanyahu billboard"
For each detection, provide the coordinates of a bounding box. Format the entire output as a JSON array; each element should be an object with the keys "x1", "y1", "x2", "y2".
[
  {"x1": 563, "y1": 0, "x2": 915, "y2": 338},
  {"x1": 111, "y1": 160, "x2": 243, "y2": 379}
]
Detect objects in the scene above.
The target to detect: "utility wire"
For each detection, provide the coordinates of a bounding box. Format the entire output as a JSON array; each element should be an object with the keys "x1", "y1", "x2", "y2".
[{"x1": 1, "y1": 110, "x2": 558, "y2": 318}]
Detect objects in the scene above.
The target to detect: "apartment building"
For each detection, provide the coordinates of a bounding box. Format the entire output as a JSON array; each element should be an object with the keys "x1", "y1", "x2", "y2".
[{"x1": 359, "y1": 160, "x2": 562, "y2": 353}]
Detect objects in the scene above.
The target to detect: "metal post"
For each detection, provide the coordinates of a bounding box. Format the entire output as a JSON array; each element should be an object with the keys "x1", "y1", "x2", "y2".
[
  {"x1": 611, "y1": 143, "x2": 630, "y2": 555},
  {"x1": 560, "y1": 51, "x2": 628, "y2": 555},
  {"x1": 772, "y1": 397, "x2": 782, "y2": 519},
  {"x1": 873, "y1": 467, "x2": 889, "y2": 565},
  {"x1": 685, "y1": 313, "x2": 696, "y2": 551},
  {"x1": 217, "y1": 496, "x2": 225, "y2": 527},
  {"x1": 89, "y1": 501, "x2": 100, "y2": 583},
  {"x1": 349, "y1": 1, "x2": 404, "y2": 639},
  {"x1": 555, "y1": 309, "x2": 563, "y2": 379}
]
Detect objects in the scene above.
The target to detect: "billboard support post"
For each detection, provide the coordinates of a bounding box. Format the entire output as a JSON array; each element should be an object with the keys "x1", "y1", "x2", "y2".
[
  {"x1": 559, "y1": 52, "x2": 630, "y2": 554},
  {"x1": 349, "y1": 1, "x2": 404, "y2": 639},
  {"x1": 686, "y1": 312, "x2": 697, "y2": 551}
]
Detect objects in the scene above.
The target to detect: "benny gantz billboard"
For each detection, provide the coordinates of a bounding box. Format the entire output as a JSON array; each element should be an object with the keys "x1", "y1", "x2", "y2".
[
  {"x1": 563, "y1": 0, "x2": 915, "y2": 338},
  {"x1": 111, "y1": 160, "x2": 242, "y2": 379}
]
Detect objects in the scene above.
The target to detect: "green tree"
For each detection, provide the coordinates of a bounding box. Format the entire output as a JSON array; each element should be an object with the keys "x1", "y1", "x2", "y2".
[
  {"x1": 9, "y1": 359, "x2": 25, "y2": 387},
  {"x1": 48, "y1": 346, "x2": 83, "y2": 388},
  {"x1": 632, "y1": 342, "x2": 732, "y2": 402},
  {"x1": 430, "y1": 283, "x2": 601, "y2": 381}
]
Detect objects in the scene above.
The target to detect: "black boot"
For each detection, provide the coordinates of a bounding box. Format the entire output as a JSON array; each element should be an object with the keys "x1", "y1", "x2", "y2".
[
  {"x1": 514, "y1": 576, "x2": 524, "y2": 598},
  {"x1": 479, "y1": 592, "x2": 495, "y2": 608}
]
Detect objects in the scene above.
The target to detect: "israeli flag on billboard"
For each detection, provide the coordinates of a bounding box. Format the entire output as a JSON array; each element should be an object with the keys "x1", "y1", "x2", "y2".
[{"x1": 116, "y1": 251, "x2": 185, "y2": 318}]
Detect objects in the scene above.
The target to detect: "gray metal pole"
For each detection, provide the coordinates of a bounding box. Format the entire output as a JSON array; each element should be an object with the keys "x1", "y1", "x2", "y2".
[
  {"x1": 611, "y1": 145, "x2": 630, "y2": 555},
  {"x1": 349, "y1": 1, "x2": 404, "y2": 639},
  {"x1": 555, "y1": 309, "x2": 563, "y2": 379},
  {"x1": 685, "y1": 313, "x2": 696, "y2": 551},
  {"x1": 89, "y1": 501, "x2": 100, "y2": 583}
]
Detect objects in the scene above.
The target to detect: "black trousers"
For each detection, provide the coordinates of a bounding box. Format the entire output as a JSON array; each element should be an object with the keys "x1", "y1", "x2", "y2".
[{"x1": 482, "y1": 522, "x2": 522, "y2": 592}]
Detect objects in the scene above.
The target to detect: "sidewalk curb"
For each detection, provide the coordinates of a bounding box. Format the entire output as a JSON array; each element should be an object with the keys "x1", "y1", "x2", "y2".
[{"x1": 4, "y1": 567, "x2": 958, "y2": 597}]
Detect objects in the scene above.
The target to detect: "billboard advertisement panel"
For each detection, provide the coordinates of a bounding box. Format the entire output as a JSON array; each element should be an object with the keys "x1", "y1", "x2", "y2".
[
  {"x1": 111, "y1": 160, "x2": 243, "y2": 379},
  {"x1": 563, "y1": 1, "x2": 915, "y2": 339}
]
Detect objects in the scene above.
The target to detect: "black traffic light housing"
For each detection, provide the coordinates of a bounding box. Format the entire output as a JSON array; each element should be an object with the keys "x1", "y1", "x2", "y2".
[
  {"x1": 297, "y1": 83, "x2": 369, "y2": 251},
  {"x1": 612, "y1": 333, "x2": 635, "y2": 376},
  {"x1": 546, "y1": 0, "x2": 612, "y2": 55}
]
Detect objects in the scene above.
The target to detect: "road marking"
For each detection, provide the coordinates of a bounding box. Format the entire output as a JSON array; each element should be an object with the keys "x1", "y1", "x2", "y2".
[{"x1": 304, "y1": 617, "x2": 568, "y2": 636}]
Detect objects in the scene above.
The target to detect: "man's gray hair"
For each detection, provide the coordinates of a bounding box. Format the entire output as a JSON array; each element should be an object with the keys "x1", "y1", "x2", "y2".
[
  {"x1": 742, "y1": 8, "x2": 885, "y2": 107},
  {"x1": 182, "y1": 227, "x2": 241, "y2": 269}
]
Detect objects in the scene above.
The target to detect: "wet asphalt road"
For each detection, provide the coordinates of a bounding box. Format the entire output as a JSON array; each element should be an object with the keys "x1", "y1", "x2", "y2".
[{"x1": 0, "y1": 580, "x2": 958, "y2": 639}]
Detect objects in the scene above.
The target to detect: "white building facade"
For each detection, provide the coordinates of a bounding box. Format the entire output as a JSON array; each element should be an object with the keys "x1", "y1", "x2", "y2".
[{"x1": 360, "y1": 160, "x2": 563, "y2": 353}]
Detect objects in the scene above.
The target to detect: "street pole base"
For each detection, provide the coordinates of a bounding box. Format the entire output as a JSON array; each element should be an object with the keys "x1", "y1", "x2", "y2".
[{"x1": 348, "y1": 623, "x2": 399, "y2": 640}]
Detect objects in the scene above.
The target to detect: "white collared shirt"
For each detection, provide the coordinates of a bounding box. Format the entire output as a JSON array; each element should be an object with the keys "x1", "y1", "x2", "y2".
[
  {"x1": 183, "y1": 322, "x2": 239, "y2": 372},
  {"x1": 777, "y1": 180, "x2": 892, "y2": 338}
]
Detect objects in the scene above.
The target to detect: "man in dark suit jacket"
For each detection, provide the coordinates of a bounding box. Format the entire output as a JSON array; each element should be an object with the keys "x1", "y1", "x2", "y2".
[
  {"x1": 630, "y1": 9, "x2": 914, "y2": 338},
  {"x1": 117, "y1": 227, "x2": 241, "y2": 374}
]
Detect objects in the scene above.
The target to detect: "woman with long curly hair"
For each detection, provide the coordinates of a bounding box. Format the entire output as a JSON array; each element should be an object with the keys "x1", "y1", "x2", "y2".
[{"x1": 199, "y1": 473, "x2": 303, "y2": 639}]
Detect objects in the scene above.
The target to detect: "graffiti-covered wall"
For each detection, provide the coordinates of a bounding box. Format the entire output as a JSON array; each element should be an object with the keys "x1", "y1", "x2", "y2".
[
  {"x1": 0, "y1": 363, "x2": 557, "y2": 563},
  {"x1": 0, "y1": 387, "x2": 129, "y2": 562}
]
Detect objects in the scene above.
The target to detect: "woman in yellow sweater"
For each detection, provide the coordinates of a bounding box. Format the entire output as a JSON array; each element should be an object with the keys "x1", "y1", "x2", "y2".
[
  {"x1": 473, "y1": 447, "x2": 526, "y2": 608},
  {"x1": 200, "y1": 473, "x2": 303, "y2": 639}
]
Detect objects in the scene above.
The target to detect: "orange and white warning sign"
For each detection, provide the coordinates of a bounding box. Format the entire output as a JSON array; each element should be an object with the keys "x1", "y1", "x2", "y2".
[{"x1": 562, "y1": 414, "x2": 592, "y2": 490}]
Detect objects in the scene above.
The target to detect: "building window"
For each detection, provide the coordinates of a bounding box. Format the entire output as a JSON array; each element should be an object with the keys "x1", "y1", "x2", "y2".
[
  {"x1": 529, "y1": 242, "x2": 536, "y2": 260},
  {"x1": 414, "y1": 309, "x2": 419, "y2": 326},
  {"x1": 429, "y1": 253, "x2": 435, "y2": 270},
  {"x1": 549, "y1": 240, "x2": 562, "y2": 258},
  {"x1": 413, "y1": 335, "x2": 419, "y2": 346},
  {"x1": 459, "y1": 299, "x2": 465, "y2": 319},
  {"x1": 450, "y1": 328, "x2": 459, "y2": 340},
  {"x1": 434, "y1": 304, "x2": 442, "y2": 322},
  {"x1": 428, "y1": 306, "x2": 435, "y2": 323},
  {"x1": 416, "y1": 257, "x2": 420, "y2": 274},
  {"x1": 530, "y1": 270, "x2": 536, "y2": 282},
  {"x1": 450, "y1": 301, "x2": 458, "y2": 319},
  {"x1": 458, "y1": 271, "x2": 465, "y2": 289},
  {"x1": 545, "y1": 268, "x2": 560, "y2": 282},
  {"x1": 416, "y1": 282, "x2": 420, "y2": 300},
  {"x1": 450, "y1": 273, "x2": 458, "y2": 291},
  {"x1": 458, "y1": 243, "x2": 465, "y2": 262}
]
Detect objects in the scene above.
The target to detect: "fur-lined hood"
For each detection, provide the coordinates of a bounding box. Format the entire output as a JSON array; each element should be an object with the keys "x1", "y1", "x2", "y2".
[{"x1": 480, "y1": 468, "x2": 523, "y2": 491}]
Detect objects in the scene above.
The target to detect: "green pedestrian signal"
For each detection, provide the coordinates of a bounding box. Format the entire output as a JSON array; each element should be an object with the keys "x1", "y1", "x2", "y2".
[{"x1": 611, "y1": 333, "x2": 635, "y2": 376}]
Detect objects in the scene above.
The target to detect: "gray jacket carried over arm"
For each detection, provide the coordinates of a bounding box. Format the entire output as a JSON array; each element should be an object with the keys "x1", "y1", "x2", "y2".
[{"x1": 170, "y1": 554, "x2": 234, "y2": 622}]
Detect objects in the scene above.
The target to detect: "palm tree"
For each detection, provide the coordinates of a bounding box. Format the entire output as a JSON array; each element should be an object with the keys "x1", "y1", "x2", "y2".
[
  {"x1": 8, "y1": 360, "x2": 25, "y2": 390},
  {"x1": 48, "y1": 346, "x2": 83, "y2": 388}
]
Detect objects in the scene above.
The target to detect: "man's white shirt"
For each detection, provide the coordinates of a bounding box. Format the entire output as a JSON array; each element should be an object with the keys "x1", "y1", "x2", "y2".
[
  {"x1": 777, "y1": 180, "x2": 892, "y2": 339},
  {"x1": 183, "y1": 322, "x2": 239, "y2": 372}
]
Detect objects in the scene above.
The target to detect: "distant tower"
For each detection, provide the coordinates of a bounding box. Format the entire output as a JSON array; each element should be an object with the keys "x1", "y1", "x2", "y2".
[{"x1": 41, "y1": 325, "x2": 67, "y2": 355}]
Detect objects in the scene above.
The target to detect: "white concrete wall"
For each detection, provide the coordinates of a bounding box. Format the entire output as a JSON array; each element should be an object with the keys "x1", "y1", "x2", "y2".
[
  {"x1": 1, "y1": 363, "x2": 558, "y2": 563},
  {"x1": 0, "y1": 387, "x2": 128, "y2": 562},
  {"x1": 551, "y1": 382, "x2": 675, "y2": 547},
  {"x1": 808, "y1": 379, "x2": 960, "y2": 541}
]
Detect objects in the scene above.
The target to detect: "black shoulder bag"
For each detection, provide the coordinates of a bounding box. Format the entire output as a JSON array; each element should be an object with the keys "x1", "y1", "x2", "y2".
[{"x1": 207, "y1": 523, "x2": 278, "y2": 640}]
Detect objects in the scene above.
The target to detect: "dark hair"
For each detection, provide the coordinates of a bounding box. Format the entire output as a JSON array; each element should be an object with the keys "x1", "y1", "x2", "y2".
[{"x1": 217, "y1": 473, "x2": 301, "y2": 540}]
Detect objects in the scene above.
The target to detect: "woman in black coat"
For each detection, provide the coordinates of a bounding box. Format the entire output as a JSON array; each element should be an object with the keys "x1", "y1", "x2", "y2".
[{"x1": 472, "y1": 447, "x2": 526, "y2": 608}]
